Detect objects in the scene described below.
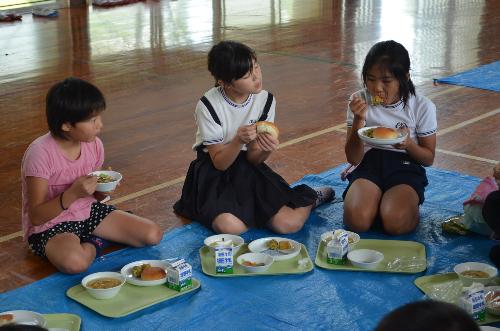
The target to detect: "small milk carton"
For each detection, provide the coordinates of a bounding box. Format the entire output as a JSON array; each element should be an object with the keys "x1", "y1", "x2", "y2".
[
  {"x1": 326, "y1": 230, "x2": 349, "y2": 265},
  {"x1": 166, "y1": 259, "x2": 192, "y2": 292},
  {"x1": 460, "y1": 282, "x2": 486, "y2": 322},
  {"x1": 215, "y1": 243, "x2": 234, "y2": 274}
]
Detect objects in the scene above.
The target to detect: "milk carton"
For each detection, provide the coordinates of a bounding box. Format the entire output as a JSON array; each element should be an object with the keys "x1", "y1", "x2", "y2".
[
  {"x1": 460, "y1": 282, "x2": 486, "y2": 321},
  {"x1": 326, "y1": 230, "x2": 349, "y2": 265},
  {"x1": 166, "y1": 259, "x2": 192, "y2": 291},
  {"x1": 215, "y1": 244, "x2": 234, "y2": 274}
]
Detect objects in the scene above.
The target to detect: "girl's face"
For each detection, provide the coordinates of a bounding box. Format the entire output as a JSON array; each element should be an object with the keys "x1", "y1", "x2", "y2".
[
  {"x1": 228, "y1": 60, "x2": 263, "y2": 96},
  {"x1": 63, "y1": 113, "x2": 103, "y2": 142},
  {"x1": 365, "y1": 64, "x2": 402, "y2": 105}
]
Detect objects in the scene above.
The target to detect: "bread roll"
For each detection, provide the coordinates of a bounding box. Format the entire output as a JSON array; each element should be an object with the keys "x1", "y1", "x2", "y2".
[
  {"x1": 0, "y1": 314, "x2": 13, "y2": 326},
  {"x1": 373, "y1": 127, "x2": 398, "y2": 139},
  {"x1": 256, "y1": 121, "x2": 279, "y2": 139},
  {"x1": 140, "y1": 266, "x2": 167, "y2": 281}
]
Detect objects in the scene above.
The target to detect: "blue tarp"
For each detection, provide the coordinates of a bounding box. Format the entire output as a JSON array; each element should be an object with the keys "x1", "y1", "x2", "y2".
[
  {"x1": 436, "y1": 61, "x2": 500, "y2": 92},
  {"x1": 0, "y1": 165, "x2": 495, "y2": 331}
]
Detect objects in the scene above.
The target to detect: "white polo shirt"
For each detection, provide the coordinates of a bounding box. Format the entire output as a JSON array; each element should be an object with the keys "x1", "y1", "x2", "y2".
[
  {"x1": 193, "y1": 86, "x2": 276, "y2": 151},
  {"x1": 347, "y1": 90, "x2": 437, "y2": 152}
]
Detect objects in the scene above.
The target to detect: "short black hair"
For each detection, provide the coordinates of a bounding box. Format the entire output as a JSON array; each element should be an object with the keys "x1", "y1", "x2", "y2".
[
  {"x1": 375, "y1": 300, "x2": 480, "y2": 331},
  {"x1": 207, "y1": 40, "x2": 257, "y2": 85},
  {"x1": 362, "y1": 40, "x2": 416, "y2": 108},
  {"x1": 46, "y1": 77, "x2": 106, "y2": 139}
]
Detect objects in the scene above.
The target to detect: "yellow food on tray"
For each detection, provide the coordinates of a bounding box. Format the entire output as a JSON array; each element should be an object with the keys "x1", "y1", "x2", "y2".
[
  {"x1": 278, "y1": 240, "x2": 293, "y2": 250},
  {"x1": 132, "y1": 263, "x2": 151, "y2": 278},
  {"x1": 267, "y1": 239, "x2": 279, "y2": 250},
  {"x1": 86, "y1": 277, "x2": 122, "y2": 289}
]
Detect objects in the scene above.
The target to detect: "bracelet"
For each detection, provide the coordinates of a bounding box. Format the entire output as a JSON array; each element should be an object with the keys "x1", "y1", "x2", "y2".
[{"x1": 59, "y1": 191, "x2": 68, "y2": 210}]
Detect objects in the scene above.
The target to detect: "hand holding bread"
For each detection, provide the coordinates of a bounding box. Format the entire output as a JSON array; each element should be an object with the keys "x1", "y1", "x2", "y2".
[{"x1": 256, "y1": 121, "x2": 279, "y2": 139}]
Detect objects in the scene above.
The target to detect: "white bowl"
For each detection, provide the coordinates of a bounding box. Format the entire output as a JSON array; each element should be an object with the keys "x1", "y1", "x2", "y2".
[
  {"x1": 320, "y1": 230, "x2": 360, "y2": 251},
  {"x1": 82, "y1": 271, "x2": 125, "y2": 299},
  {"x1": 236, "y1": 252, "x2": 274, "y2": 273},
  {"x1": 0, "y1": 310, "x2": 46, "y2": 327},
  {"x1": 90, "y1": 170, "x2": 122, "y2": 192},
  {"x1": 204, "y1": 234, "x2": 244, "y2": 255},
  {"x1": 454, "y1": 262, "x2": 497, "y2": 286},
  {"x1": 347, "y1": 249, "x2": 384, "y2": 269}
]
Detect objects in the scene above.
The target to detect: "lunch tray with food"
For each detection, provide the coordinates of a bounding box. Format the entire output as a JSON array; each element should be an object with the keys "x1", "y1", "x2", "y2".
[
  {"x1": 414, "y1": 273, "x2": 500, "y2": 325},
  {"x1": 66, "y1": 278, "x2": 200, "y2": 317},
  {"x1": 199, "y1": 243, "x2": 313, "y2": 277},
  {"x1": 315, "y1": 239, "x2": 427, "y2": 273},
  {"x1": 44, "y1": 313, "x2": 81, "y2": 331}
]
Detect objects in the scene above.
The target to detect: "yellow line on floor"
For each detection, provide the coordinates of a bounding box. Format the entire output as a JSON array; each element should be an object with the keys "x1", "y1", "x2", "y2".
[{"x1": 1, "y1": 87, "x2": 496, "y2": 243}]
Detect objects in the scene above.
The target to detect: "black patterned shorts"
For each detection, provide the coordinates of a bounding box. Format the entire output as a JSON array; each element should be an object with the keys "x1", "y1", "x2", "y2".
[{"x1": 28, "y1": 202, "x2": 116, "y2": 257}]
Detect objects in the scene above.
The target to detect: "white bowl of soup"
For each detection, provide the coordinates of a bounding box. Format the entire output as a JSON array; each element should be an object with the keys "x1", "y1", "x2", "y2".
[
  {"x1": 82, "y1": 271, "x2": 125, "y2": 299},
  {"x1": 454, "y1": 262, "x2": 498, "y2": 286},
  {"x1": 204, "y1": 234, "x2": 244, "y2": 255},
  {"x1": 89, "y1": 171, "x2": 122, "y2": 192}
]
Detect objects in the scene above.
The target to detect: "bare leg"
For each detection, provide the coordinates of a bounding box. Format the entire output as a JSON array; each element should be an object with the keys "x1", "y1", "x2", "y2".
[
  {"x1": 45, "y1": 233, "x2": 96, "y2": 274},
  {"x1": 343, "y1": 179, "x2": 382, "y2": 232},
  {"x1": 212, "y1": 213, "x2": 248, "y2": 234},
  {"x1": 379, "y1": 184, "x2": 420, "y2": 235},
  {"x1": 92, "y1": 210, "x2": 163, "y2": 247},
  {"x1": 268, "y1": 204, "x2": 313, "y2": 234}
]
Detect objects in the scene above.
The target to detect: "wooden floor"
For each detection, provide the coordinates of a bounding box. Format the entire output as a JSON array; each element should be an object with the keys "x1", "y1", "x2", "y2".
[{"x1": 0, "y1": 0, "x2": 499, "y2": 293}]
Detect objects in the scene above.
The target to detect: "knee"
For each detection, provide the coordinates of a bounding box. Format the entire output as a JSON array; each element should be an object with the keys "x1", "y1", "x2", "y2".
[
  {"x1": 271, "y1": 218, "x2": 304, "y2": 234},
  {"x1": 212, "y1": 214, "x2": 248, "y2": 235},
  {"x1": 144, "y1": 224, "x2": 163, "y2": 246},
  {"x1": 343, "y1": 209, "x2": 373, "y2": 233},
  {"x1": 56, "y1": 253, "x2": 92, "y2": 274},
  {"x1": 381, "y1": 210, "x2": 417, "y2": 235}
]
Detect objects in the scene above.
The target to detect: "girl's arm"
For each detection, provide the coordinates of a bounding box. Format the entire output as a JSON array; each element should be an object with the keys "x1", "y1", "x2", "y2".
[
  {"x1": 27, "y1": 175, "x2": 98, "y2": 226},
  {"x1": 207, "y1": 124, "x2": 257, "y2": 171},
  {"x1": 345, "y1": 96, "x2": 368, "y2": 165},
  {"x1": 395, "y1": 132, "x2": 436, "y2": 166},
  {"x1": 246, "y1": 133, "x2": 279, "y2": 165}
]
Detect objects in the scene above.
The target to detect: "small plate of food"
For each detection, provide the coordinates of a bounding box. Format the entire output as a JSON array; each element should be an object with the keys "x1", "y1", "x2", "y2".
[
  {"x1": 248, "y1": 237, "x2": 301, "y2": 261},
  {"x1": 120, "y1": 260, "x2": 168, "y2": 286},
  {"x1": 236, "y1": 252, "x2": 274, "y2": 273},
  {"x1": 89, "y1": 170, "x2": 122, "y2": 192},
  {"x1": 454, "y1": 262, "x2": 498, "y2": 286},
  {"x1": 357, "y1": 126, "x2": 407, "y2": 146}
]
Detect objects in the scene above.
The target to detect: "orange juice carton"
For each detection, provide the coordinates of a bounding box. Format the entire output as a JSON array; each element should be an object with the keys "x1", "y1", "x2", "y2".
[
  {"x1": 215, "y1": 239, "x2": 234, "y2": 274},
  {"x1": 326, "y1": 230, "x2": 349, "y2": 265},
  {"x1": 166, "y1": 259, "x2": 192, "y2": 292},
  {"x1": 460, "y1": 282, "x2": 486, "y2": 321}
]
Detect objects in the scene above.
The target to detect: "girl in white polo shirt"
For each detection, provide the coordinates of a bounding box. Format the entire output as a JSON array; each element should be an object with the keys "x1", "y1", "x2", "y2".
[
  {"x1": 343, "y1": 40, "x2": 437, "y2": 235},
  {"x1": 174, "y1": 41, "x2": 332, "y2": 235}
]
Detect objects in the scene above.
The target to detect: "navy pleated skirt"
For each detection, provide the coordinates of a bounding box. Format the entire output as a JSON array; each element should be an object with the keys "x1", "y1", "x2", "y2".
[{"x1": 173, "y1": 150, "x2": 317, "y2": 230}]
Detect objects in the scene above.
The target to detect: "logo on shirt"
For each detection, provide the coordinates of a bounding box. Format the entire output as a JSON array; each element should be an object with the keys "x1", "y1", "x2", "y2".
[
  {"x1": 396, "y1": 122, "x2": 408, "y2": 129},
  {"x1": 249, "y1": 119, "x2": 257, "y2": 124}
]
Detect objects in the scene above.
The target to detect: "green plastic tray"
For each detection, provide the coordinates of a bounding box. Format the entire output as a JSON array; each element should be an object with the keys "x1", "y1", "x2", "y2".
[
  {"x1": 315, "y1": 239, "x2": 426, "y2": 273},
  {"x1": 414, "y1": 273, "x2": 500, "y2": 325},
  {"x1": 66, "y1": 278, "x2": 200, "y2": 318},
  {"x1": 199, "y1": 243, "x2": 313, "y2": 276},
  {"x1": 44, "y1": 313, "x2": 81, "y2": 331}
]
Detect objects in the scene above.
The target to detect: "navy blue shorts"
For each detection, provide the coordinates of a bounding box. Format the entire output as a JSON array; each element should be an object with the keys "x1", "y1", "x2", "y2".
[
  {"x1": 28, "y1": 202, "x2": 116, "y2": 257},
  {"x1": 342, "y1": 148, "x2": 428, "y2": 205}
]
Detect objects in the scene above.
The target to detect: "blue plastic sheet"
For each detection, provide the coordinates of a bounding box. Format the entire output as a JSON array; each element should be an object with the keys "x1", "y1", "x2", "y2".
[
  {"x1": 0, "y1": 165, "x2": 496, "y2": 330},
  {"x1": 436, "y1": 61, "x2": 500, "y2": 92}
]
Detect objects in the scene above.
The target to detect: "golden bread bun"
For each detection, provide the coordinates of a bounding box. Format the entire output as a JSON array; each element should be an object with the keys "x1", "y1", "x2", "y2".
[
  {"x1": 372, "y1": 127, "x2": 398, "y2": 139},
  {"x1": 140, "y1": 266, "x2": 166, "y2": 281},
  {"x1": 256, "y1": 121, "x2": 279, "y2": 139}
]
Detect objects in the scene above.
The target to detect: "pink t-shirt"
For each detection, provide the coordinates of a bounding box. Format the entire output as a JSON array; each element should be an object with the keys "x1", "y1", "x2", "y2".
[{"x1": 21, "y1": 133, "x2": 104, "y2": 240}]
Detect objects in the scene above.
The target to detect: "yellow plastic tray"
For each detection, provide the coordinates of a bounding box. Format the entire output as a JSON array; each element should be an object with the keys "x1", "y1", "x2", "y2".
[
  {"x1": 414, "y1": 273, "x2": 500, "y2": 325},
  {"x1": 315, "y1": 239, "x2": 427, "y2": 273},
  {"x1": 66, "y1": 278, "x2": 200, "y2": 318},
  {"x1": 44, "y1": 313, "x2": 81, "y2": 331},
  {"x1": 199, "y1": 243, "x2": 313, "y2": 276}
]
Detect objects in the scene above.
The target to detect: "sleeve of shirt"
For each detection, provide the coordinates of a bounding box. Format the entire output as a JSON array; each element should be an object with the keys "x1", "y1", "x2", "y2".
[
  {"x1": 94, "y1": 137, "x2": 105, "y2": 169},
  {"x1": 195, "y1": 100, "x2": 224, "y2": 146},
  {"x1": 416, "y1": 96, "x2": 438, "y2": 137},
  {"x1": 22, "y1": 143, "x2": 52, "y2": 180}
]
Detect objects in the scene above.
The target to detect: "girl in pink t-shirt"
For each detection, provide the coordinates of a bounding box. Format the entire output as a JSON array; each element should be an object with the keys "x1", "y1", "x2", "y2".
[{"x1": 21, "y1": 77, "x2": 163, "y2": 274}]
